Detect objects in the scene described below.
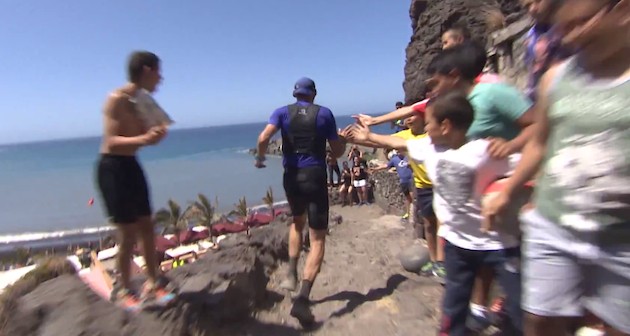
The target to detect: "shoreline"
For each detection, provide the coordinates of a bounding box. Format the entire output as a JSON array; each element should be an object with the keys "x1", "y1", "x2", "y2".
[{"x1": 0, "y1": 200, "x2": 289, "y2": 261}]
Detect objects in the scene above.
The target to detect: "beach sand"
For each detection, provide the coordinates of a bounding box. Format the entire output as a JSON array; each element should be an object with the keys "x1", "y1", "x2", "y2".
[{"x1": 216, "y1": 203, "x2": 443, "y2": 335}]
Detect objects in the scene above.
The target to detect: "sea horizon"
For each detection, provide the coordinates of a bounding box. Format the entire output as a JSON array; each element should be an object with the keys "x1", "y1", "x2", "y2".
[
  {"x1": 0, "y1": 113, "x2": 391, "y2": 248},
  {"x1": 0, "y1": 113, "x2": 372, "y2": 147}
]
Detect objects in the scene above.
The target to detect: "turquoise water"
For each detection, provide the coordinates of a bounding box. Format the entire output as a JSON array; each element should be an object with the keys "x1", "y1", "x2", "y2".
[{"x1": 0, "y1": 116, "x2": 390, "y2": 239}]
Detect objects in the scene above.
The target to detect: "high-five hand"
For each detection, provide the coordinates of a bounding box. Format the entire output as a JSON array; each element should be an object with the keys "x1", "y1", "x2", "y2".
[
  {"x1": 351, "y1": 114, "x2": 375, "y2": 127},
  {"x1": 347, "y1": 122, "x2": 370, "y2": 143}
]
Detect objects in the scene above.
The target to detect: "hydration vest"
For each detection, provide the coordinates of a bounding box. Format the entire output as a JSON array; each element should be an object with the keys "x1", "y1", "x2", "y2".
[{"x1": 281, "y1": 103, "x2": 326, "y2": 161}]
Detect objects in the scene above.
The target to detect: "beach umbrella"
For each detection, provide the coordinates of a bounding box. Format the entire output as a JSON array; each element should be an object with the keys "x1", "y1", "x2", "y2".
[
  {"x1": 192, "y1": 229, "x2": 209, "y2": 241},
  {"x1": 154, "y1": 235, "x2": 177, "y2": 253},
  {"x1": 247, "y1": 213, "x2": 273, "y2": 228},
  {"x1": 211, "y1": 222, "x2": 247, "y2": 236}
]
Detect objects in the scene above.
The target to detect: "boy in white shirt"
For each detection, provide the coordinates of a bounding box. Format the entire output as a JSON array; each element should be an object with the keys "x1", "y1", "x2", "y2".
[{"x1": 345, "y1": 91, "x2": 522, "y2": 335}]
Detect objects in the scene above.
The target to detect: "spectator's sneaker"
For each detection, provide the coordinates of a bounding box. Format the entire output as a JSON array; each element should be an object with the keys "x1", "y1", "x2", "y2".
[
  {"x1": 466, "y1": 312, "x2": 492, "y2": 333},
  {"x1": 140, "y1": 279, "x2": 177, "y2": 308},
  {"x1": 490, "y1": 296, "x2": 505, "y2": 314},
  {"x1": 112, "y1": 288, "x2": 143, "y2": 312},
  {"x1": 432, "y1": 262, "x2": 447, "y2": 283},
  {"x1": 419, "y1": 261, "x2": 434, "y2": 276},
  {"x1": 401, "y1": 213, "x2": 409, "y2": 221}
]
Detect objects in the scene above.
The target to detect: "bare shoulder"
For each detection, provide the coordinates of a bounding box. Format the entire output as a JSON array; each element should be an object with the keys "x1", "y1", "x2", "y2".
[{"x1": 103, "y1": 89, "x2": 133, "y2": 117}]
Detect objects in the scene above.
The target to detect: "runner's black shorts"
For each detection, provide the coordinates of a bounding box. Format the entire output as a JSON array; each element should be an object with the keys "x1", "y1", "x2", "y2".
[
  {"x1": 283, "y1": 166, "x2": 329, "y2": 231},
  {"x1": 96, "y1": 154, "x2": 152, "y2": 224}
]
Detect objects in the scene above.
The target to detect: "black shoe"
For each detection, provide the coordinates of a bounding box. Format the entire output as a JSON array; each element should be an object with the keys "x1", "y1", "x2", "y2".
[{"x1": 290, "y1": 296, "x2": 315, "y2": 327}]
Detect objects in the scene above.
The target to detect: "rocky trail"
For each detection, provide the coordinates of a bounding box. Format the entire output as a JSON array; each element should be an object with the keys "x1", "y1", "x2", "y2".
[
  {"x1": 217, "y1": 204, "x2": 443, "y2": 336},
  {"x1": 1, "y1": 204, "x2": 444, "y2": 336}
]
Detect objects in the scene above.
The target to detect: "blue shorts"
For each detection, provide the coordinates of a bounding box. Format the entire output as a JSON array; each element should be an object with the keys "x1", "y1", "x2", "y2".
[{"x1": 415, "y1": 187, "x2": 434, "y2": 219}]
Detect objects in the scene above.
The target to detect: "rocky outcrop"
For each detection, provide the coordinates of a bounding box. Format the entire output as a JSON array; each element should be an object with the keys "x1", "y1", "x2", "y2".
[
  {"x1": 1, "y1": 217, "x2": 292, "y2": 336},
  {"x1": 403, "y1": 0, "x2": 525, "y2": 103},
  {"x1": 249, "y1": 138, "x2": 282, "y2": 156}
]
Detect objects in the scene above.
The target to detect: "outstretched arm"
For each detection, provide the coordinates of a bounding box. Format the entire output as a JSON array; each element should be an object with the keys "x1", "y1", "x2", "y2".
[
  {"x1": 353, "y1": 105, "x2": 416, "y2": 127},
  {"x1": 346, "y1": 122, "x2": 407, "y2": 151}
]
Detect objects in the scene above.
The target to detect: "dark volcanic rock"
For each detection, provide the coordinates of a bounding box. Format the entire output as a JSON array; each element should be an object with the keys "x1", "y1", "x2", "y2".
[
  {"x1": 403, "y1": 0, "x2": 524, "y2": 103},
  {"x1": 5, "y1": 275, "x2": 170, "y2": 336},
  {"x1": 371, "y1": 170, "x2": 407, "y2": 215},
  {"x1": 249, "y1": 138, "x2": 282, "y2": 156},
  {"x1": 3, "y1": 218, "x2": 291, "y2": 336}
]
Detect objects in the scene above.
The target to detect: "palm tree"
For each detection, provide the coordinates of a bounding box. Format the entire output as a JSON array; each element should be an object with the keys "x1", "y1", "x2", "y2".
[
  {"x1": 262, "y1": 187, "x2": 275, "y2": 218},
  {"x1": 231, "y1": 196, "x2": 249, "y2": 218},
  {"x1": 154, "y1": 199, "x2": 187, "y2": 246},
  {"x1": 193, "y1": 193, "x2": 216, "y2": 231}
]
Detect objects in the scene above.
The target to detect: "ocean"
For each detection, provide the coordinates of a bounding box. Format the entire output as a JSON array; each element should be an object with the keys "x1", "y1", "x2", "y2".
[{"x1": 0, "y1": 115, "x2": 391, "y2": 246}]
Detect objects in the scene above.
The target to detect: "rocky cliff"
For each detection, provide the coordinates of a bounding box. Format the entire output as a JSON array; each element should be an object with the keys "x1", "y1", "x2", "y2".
[
  {"x1": 0, "y1": 217, "x2": 292, "y2": 336},
  {"x1": 403, "y1": 0, "x2": 526, "y2": 103}
]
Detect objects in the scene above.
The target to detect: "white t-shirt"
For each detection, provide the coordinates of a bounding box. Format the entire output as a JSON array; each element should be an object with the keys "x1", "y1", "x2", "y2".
[{"x1": 406, "y1": 137, "x2": 519, "y2": 251}]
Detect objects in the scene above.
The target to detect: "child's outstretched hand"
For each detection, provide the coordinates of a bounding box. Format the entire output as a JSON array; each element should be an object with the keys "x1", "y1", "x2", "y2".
[
  {"x1": 352, "y1": 114, "x2": 376, "y2": 127},
  {"x1": 347, "y1": 122, "x2": 370, "y2": 143}
]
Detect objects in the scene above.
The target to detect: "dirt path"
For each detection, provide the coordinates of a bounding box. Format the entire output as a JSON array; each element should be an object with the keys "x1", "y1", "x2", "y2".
[{"x1": 219, "y1": 204, "x2": 443, "y2": 335}]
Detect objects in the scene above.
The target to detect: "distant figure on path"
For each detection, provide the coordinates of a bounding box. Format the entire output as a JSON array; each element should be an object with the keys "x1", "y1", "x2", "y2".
[
  {"x1": 95, "y1": 51, "x2": 174, "y2": 310},
  {"x1": 255, "y1": 77, "x2": 347, "y2": 325},
  {"x1": 325, "y1": 149, "x2": 341, "y2": 186},
  {"x1": 391, "y1": 101, "x2": 408, "y2": 132}
]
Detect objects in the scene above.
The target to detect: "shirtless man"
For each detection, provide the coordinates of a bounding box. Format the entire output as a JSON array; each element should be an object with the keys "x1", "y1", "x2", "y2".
[{"x1": 95, "y1": 51, "x2": 172, "y2": 308}]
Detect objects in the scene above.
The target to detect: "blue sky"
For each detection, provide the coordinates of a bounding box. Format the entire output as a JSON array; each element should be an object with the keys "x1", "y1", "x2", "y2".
[{"x1": 0, "y1": 0, "x2": 412, "y2": 144}]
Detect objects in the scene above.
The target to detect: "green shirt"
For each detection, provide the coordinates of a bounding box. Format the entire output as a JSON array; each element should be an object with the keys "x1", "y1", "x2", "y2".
[
  {"x1": 467, "y1": 83, "x2": 532, "y2": 140},
  {"x1": 534, "y1": 58, "x2": 630, "y2": 241}
]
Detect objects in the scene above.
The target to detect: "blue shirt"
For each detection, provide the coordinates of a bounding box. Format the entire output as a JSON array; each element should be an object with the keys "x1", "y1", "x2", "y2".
[
  {"x1": 388, "y1": 155, "x2": 413, "y2": 184},
  {"x1": 269, "y1": 100, "x2": 338, "y2": 168},
  {"x1": 524, "y1": 25, "x2": 571, "y2": 102}
]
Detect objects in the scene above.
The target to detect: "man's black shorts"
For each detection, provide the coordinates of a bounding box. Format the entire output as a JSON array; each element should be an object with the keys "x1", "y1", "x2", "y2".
[
  {"x1": 399, "y1": 181, "x2": 412, "y2": 195},
  {"x1": 96, "y1": 154, "x2": 152, "y2": 224},
  {"x1": 283, "y1": 166, "x2": 329, "y2": 231},
  {"x1": 415, "y1": 187, "x2": 435, "y2": 219}
]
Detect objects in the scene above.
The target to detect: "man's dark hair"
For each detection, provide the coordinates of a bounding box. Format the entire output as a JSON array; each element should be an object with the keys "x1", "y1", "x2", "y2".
[
  {"x1": 426, "y1": 91, "x2": 475, "y2": 131},
  {"x1": 446, "y1": 23, "x2": 471, "y2": 40},
  {"x1": 395, "y1": 101, "x2": 404, "y2": 106},
  {"x1": 425, "y1": 41, "x2": 486, "y2": 81},
  {"x1": 127, "y1": 51, "x2": 160, "y2": 83}
]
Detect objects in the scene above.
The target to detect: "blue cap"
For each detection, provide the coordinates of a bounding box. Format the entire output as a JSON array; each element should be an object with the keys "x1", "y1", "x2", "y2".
[{"x1": 292, "y1": 77, "x2": 316, "y2": 97}]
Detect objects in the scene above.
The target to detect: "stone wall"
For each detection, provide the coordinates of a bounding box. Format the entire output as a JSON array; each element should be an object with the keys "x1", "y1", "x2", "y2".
[
  {"x1": 486, "y1": 17, "x2": 532, "y2": 91},
  {"x1": 370, "y1": 170, "x2": 407, "y2": 215}
]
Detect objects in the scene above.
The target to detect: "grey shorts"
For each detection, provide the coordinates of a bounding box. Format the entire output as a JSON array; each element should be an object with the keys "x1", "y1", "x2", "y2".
[{"x1": 521, "y1": 210, "x2": 630, "y2": 334}]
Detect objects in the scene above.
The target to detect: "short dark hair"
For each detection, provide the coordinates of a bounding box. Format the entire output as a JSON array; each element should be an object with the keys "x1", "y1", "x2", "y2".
[
  {"x1": 426, "y1": 91, "x2": 475, "y2": 131},
  {"x1": 127, "y1": 51, "x2": 160, "y2": 83},
  {"x1": 446, "y1": 23, "x2": 471, "y2": 40},
  {"x1": 425, "y1": 41, "x2": 486, "y2": 81}
]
